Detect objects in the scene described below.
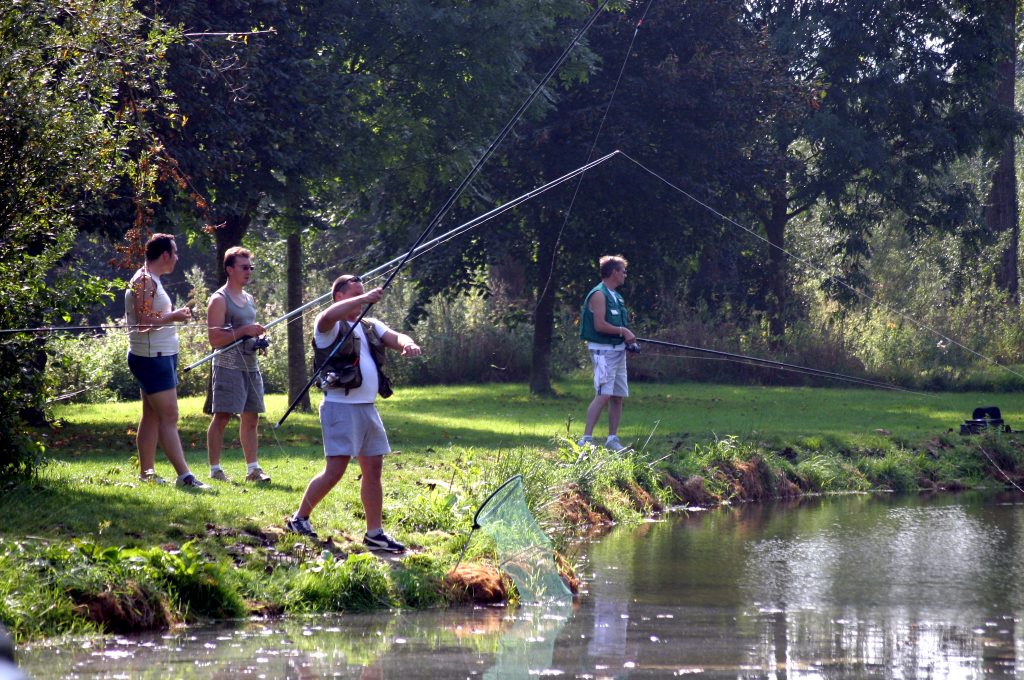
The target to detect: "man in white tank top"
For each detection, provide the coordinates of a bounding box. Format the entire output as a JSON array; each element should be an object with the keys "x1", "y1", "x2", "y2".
[{"x1": 125, "y1": 233, "x2": 210, "y2": 489}]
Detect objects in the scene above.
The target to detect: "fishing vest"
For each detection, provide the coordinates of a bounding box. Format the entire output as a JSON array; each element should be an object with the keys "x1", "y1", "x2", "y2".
[
  {"x1": 579, "y1": 283, "x2": 629, "y2": 344},
  {"x1": 312, "y1": 319, "x2": 393, "y2": 398}
]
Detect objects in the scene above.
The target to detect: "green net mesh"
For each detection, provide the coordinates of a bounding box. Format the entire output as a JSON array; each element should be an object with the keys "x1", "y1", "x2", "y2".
[{"x1": 473, "y1": 475, "x2": 572, "y2": 603}]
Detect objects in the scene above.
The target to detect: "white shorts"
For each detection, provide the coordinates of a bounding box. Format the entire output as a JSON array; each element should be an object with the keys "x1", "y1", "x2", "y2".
[
  {"x1": 319, "y1": 401, "x2": 391, "y2": 457},
  {"x1": 590, "y1": 349, "x2": 628, "y2": 397}
]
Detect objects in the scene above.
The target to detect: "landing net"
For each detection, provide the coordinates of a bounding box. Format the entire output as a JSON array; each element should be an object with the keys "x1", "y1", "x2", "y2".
[{"x1": 472, "y1": 475, "x2": 572, "y2": 603}]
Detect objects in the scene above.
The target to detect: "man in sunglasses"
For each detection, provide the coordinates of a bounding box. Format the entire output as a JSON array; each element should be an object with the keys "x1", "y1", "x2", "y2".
[{"x1": 206, "y1": 247, "x2": 270, "y2": 483}]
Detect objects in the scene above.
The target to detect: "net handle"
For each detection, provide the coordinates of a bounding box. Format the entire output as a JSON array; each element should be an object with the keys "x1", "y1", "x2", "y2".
[{"x1": 472, "y1": 474, "x2": 524, "y2": 529}]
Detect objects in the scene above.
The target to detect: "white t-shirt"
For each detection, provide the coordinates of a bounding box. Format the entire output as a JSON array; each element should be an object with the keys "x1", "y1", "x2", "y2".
[
  {"x1": 313, "y1": 315, "x2": 392, "y2": 404},
  {"x1": 125, "y1": 268, "x2": 179, "y2": 356}
]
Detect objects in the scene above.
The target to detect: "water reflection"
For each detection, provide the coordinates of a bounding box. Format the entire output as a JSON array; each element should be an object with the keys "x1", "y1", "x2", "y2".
[
  {"x1": 569, "y1": 491, "x2": 1024, "y2": 678},
  {"x1": 19, "y1": 604, "x2": 572, "y2": 679},
  {"x1": 18, "y1": 492, "x2": 1024, "y2": 678}
]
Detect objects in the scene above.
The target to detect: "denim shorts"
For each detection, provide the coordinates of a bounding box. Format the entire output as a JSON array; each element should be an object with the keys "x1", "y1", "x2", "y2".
[
  {"x1": 319, "y1": 401, "x2": 390, "y2": 457},
  {"x1": 127, "y1": 352, "x2": 179, "y2": 395}
]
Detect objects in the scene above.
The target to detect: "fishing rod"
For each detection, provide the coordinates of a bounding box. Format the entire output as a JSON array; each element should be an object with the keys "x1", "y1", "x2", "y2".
[
  {"x1": 189, "y1": 0, "x2": 610, "y2": 387},
  {"x1": 0, "y1": 322, "x2": 245, "y2": 336},
  {"x1": 636, "y1": 337, "x2": 922, "y2": 393},
  {"x1": 273, "y1": 150, "x2": 623, "y2": 426},
  {"x1": 619, "y1": 151, "x2": 1024, "y2": 383},
  {"x1": 274, "y1": 4, "x2": 613, "y2": 427},
  {"x1": 184, "y1": 150, "x2": 622, "y2": 375}
]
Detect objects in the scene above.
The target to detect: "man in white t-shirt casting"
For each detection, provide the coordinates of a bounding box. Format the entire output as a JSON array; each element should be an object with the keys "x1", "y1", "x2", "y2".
[{"x1": 286, "y1": 274, "x2": 421, "y2": 551}]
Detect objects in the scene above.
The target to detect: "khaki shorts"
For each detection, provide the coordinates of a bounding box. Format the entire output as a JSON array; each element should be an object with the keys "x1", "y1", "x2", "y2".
[
  {"x1": 320, "y1": 401, "x2": 391, "y2": 457},
  {"x1": 211, "y1": 366, "x2": 265, "y2": 414},
  {"x1": 590, "y1": 349, "x2": 628, "y2": 397}
]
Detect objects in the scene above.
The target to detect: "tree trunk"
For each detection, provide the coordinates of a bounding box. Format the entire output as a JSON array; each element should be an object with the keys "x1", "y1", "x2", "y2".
[
  {"x1": 286, "y1": 231, "x2": 311, "y2": 411},
  {"x1": 213, "y1": 213, "x2": 252, "y2": 287},
  {"x1": 986, "y1": 0, "x2": 1019, "y2": 304},
  {"x1": 764, "y1": 176, "x2": 789, "y2": 340},
  {"x1": 529, "y1": 217, "x2": 558, "y2": 396}
]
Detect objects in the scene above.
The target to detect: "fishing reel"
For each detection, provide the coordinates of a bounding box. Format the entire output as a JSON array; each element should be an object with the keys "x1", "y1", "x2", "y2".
[
  {"x1": 625, "y1": 342, "x2": 641, "y2": 354},
  {"x1": 242, "y1": 336, "x2": 270, "y2": 356},
  {"x1": 317, "y1": 371, "x2": 341, "y2": 390}
]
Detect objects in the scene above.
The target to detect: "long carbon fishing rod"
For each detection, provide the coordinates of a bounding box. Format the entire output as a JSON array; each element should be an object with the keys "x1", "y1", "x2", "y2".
[
  {"x1": 637, "y1": 337, "x2": 922, "y2": 394},
  {"x1": 618, "y1": 151, "x2": 1024, "y2": 383},
  {"x1": 0, "y1": 322, "x2": 250, "y2": 336},
  {"x1": 184, "y1": 150, "x2": 621, "y2": 375},
  {"x1": 274, "y1": 151, "x2": 622, "y2": 426},
  {"x1": 274, "y1": 4, "x2": 612, "y2": 427}
]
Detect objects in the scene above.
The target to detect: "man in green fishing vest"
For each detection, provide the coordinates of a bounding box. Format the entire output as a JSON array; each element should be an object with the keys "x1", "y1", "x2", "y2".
[{"x1": 578, "y1": 255, "x2": 635, "y2": 451}]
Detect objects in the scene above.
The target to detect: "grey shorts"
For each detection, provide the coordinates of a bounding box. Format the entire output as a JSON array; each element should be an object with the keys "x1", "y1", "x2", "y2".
[
  {"x1": 320, "y1": 401, "x2": 391, "y2": 457},
  {"x1": 590, "y1": 349, "x2": 629, "y2": 397},
  {"x1": 211, "y1": 366, "x2": 265, "y2": 414}
]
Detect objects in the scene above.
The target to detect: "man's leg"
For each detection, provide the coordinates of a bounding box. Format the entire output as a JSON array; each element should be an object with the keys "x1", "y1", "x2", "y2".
[
  {"x1": 206, "y1": 412, "x2": 232, "y2": 467},
  {"x1": 137, "y1": 389, "x2": 159, "y2": 474},
  {"x1": 297, "y1": 456, "x2": 349, "y2": 518},
  {"x1": 607, "y1": 396, "x2": 624, "y2": 436},
  {"x1": 145, "y1": 388, "x2": 190, "y2": 476},
  {"x1": 239, "y1": 412, "x2": 259, "y2": 465},
  {"x1": 584, "y1": 394, "x2": 612, "y2": 436},
  {"x1": 358, "y1": 455, "x2": 384, "y2": 532}
]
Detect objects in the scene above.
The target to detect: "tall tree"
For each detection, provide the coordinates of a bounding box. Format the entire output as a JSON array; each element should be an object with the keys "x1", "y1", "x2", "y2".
[
  {"x1": 144, "y1": 0, "x2": 592, "y2": 395},
  {"x1": 984, "y1": 0, "x2": 1019, "y2": 303},
  {"x1": 406, "y1": 0, "x2": 790, "y2": 393},
  {"x1": 0, "y1": 0, "x2": 173, "y2": 476},
  {"x1": 745, "y1": 0, "x2": 1017, "y2": 335}
]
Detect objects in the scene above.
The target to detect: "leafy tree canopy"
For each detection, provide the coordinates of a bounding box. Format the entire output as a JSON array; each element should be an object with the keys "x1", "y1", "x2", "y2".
[{"x1": 0, "y1": 0, "x2": 174, "y2": 477}]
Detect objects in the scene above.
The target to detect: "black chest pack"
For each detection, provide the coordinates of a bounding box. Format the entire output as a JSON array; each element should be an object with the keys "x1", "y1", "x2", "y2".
[{"x1": 312, "y1": 319, "x2": 393, "y2": 398}]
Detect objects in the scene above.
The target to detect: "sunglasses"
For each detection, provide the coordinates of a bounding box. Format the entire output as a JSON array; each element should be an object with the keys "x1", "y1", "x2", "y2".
[{"x1": 233, "y1": 264, "x2": 256, "y2": 271}]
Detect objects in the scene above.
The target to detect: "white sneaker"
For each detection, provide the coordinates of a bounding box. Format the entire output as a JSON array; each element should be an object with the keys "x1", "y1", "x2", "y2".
[
  {"x1": 605, "y1": 435, "x2": 625, "y2": 451},
  {"x1": 577, "y1": 435, "x2": 595, "y2": 447}
]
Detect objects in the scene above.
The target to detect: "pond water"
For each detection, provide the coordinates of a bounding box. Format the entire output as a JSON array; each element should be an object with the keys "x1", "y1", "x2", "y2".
[{"x1": 18, "y1": 491, "x2": 1024, "y2": 678}]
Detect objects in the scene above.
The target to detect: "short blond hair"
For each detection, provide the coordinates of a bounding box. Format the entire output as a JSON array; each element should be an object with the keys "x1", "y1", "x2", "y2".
[{"x1": 599, "y1": 255, "x2": 628, "y2": 279}]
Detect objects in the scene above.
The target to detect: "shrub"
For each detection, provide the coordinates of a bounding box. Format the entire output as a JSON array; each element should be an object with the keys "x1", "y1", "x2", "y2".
[{"x1": 286, "y1": 552, "x2": 395, "y2": 612}]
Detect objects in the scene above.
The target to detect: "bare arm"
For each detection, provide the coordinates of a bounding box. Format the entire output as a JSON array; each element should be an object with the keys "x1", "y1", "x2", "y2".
[
  {"x1": 588, "y1": 290, "x2": 635, "y2": 343},
  {"x1": 131, "y1": 276, "x2": 190, "y2": 328},
  {"x1": 381, "y1": 330, "x2": 422, "y2": 357},
  {"x1": 207, "y1": 293, "x2": 265, "y2": 348},
  {"x1": 316, "y1": 287, "x2": 384, "y2": 333}
]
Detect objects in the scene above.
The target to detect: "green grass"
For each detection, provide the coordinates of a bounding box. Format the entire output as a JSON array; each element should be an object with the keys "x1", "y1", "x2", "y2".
[{"x1": 3, "y1": 379, "x2": 1024, "y2": 641}]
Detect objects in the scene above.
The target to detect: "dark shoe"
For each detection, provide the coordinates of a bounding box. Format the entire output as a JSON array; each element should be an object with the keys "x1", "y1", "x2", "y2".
[
  {"x1": 176, "y1": 474, "x2": 212, "y2": 490},
  {"x1": 210, "y1": 469, "x2": 230, "y2": 482},
  {"x1": 286, "y1": 516, "x2": 318, "y2": 538},
  {"x1": 363, "y1": 531, "x2": 405, "y2": 553}
]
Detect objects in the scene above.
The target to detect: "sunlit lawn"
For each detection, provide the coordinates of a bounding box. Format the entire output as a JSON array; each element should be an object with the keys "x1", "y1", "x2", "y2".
[{"x1": 4, "y1": 379, "x2": 1020, "y2": 547}]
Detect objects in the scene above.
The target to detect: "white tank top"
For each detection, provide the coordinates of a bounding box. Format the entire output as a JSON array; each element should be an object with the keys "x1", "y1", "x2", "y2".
[{"x1": 125, "y1": 267, "x2": 179, "y2": 356}]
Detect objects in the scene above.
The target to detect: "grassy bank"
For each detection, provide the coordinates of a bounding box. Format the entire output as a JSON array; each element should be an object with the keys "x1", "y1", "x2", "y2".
[{"x1": 4, "y1": 380, "x2": 1024, "y2": 642}]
